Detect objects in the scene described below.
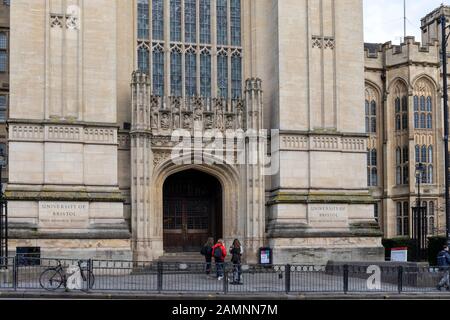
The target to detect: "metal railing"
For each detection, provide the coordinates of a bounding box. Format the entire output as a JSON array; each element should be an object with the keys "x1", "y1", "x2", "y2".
[{"x1": 1, "y1": 256, "x2": 450, "y2": 294}]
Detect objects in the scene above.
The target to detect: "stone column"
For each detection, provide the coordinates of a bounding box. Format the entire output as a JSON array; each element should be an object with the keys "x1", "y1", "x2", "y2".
[
  {"x1": 130, "y1": 71, "x2": 160, "y2": 261},
  {"x1": 243, "y1": 78, "x2": 265, "y2": 262}
]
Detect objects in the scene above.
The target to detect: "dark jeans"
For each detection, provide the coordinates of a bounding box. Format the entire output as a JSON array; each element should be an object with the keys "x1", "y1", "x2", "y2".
[
  {"x1": 205, "y1": 260, "x2": 212, "y2": 275},
  {"x1": 232, "y1": 263, "x2": 242, "y2": 283},
  {"x1": 215, "y1": 261, "x2": 224, "y2": 278}
]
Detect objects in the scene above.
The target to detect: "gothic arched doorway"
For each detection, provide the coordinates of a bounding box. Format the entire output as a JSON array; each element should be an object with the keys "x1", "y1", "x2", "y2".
[{"x1": 163, "y1": 169, "x2": 223, "y2": 252}]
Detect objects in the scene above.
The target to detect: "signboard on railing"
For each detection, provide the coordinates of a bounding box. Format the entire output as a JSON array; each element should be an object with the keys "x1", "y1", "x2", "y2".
[
  {"x1": 391, "y1": 247, "x2": 408, "y2": 262},
  {"x1": 259, "y1": 247, "x2": 273, "y2": 265}
]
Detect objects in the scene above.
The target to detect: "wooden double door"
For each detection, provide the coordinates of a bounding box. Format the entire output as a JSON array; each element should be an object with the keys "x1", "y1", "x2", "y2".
[{"x1": 163, "y1": 170, "x2": 222, "y2": 252}]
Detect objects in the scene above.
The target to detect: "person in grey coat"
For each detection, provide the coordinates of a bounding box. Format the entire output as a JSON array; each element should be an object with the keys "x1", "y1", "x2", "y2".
[{"x1": 437, "y1": 245, "x2": 450, "y2": 291}]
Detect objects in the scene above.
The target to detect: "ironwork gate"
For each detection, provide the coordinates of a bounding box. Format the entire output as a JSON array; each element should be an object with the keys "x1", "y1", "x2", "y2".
[{"x1": 412, "y1": 206, "x2": 427, "y2": 261}]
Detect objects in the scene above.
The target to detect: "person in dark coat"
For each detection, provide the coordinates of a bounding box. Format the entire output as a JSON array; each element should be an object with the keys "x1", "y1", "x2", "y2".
[
  {"x1": 437, "y1": 245, "x2": 450, "y2": 290},
  {"x1": 229, "y1": 239, "x2": 243, "y2": 285},
  {"x1": 200, "y1": 237, "x2": 214, "y2": 278}
]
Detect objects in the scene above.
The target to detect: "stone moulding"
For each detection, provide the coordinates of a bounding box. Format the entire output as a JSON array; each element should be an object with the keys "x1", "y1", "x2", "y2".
[
  {"x1": 9, "y1": 123, "x2": 118, "y2": 145},
  {"x1": 267, "y1": 222, "x2": 383, "y2": 239},
  {"x1": 5, "y1": 190, "x2": 125, "y2": 203},
  {"x1": 279, "y1": 134, "x2": 367, "y2": 153},
  {"x1": 266, "y1": 192, "x2": 376, "y2": 206}
]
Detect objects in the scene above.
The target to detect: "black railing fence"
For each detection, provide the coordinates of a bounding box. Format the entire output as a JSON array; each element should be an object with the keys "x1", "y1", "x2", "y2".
[{"x1": 0, "y1": 256, "x2": 449, "y2": 294}]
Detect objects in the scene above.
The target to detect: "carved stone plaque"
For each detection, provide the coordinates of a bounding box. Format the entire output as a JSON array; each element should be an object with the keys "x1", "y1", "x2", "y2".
[
  {"x1": 308, "y1": 204, "x2": 348, "y2": 228},
  {"x1": 39, "y1": 202, "x2": 89, "y2": 229}
]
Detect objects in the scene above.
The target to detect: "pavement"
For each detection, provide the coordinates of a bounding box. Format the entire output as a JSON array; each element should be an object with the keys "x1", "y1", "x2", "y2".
[{"x1": 2, "y1": 290, "x2": 450, "y2": 300}]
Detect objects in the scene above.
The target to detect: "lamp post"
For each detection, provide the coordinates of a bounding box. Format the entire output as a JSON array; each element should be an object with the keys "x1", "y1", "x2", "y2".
[
  {"x1": 413, "y1": 163, "x2": 426, "y2": 261},
  {"x1": 441, "y1": 15, "x2": 450, "y2": 246}
]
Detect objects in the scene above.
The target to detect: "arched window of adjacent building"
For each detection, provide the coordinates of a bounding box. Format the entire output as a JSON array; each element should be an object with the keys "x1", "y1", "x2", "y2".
[
  {"x1": 396, "y1": 115, "x2": 401, "y2": 131},
  {"x1": 403, "y1": 166, "x2": 409, "y2": 184},
  {"x1": 428, "y1": 201, "x2": 435, "y2": 235},
  {"x1": 414, "y1": 79, "x2": 434, "y2": 130},
  {"x1": 421, "y1": 145, "x2": 427, "y2": 163},
  {"x1": 415, "y1": 145, "x2": 420, "y2": 163},
  {"x1": 403, "y1": 146, "x2": 409, "y2": 163},
  {"x1": 397, "y1": 201, "x2": 409, "y2": 236},
  {"x1": 365, "y1": 100, "x2": 370, "y2": 133},
  {"x1": 428, "y1": 146, "x2": 433, "y2": 164}
]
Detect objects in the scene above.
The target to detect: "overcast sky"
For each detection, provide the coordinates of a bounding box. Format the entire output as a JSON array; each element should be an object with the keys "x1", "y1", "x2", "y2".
[{"x1": 364, "y1": 0, "x2": 449, "y2": 44}]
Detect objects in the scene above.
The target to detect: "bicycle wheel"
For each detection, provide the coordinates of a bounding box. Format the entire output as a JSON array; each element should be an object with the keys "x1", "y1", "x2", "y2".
[{"x1": 39, "y1": 268, "x2": 64, "y2": 291}]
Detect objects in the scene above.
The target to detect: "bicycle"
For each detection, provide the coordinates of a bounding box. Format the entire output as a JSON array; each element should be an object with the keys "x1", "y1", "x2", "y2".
[{"x1": 39, "y1": 259, "x2": 95, "y2": 291}]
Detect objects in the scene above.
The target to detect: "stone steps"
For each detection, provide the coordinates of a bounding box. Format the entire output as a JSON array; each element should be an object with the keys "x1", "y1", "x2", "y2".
[{"x1": 158, "y1": 253, "x2": 205, "y2": 263}]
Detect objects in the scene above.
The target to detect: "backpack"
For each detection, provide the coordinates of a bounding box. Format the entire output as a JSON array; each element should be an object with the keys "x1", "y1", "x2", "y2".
[
  {"x1": 200, "y1": 246, "x2": 207, "y2": 256},
  {"x1": 214, "y1": 246, "x2": 223, "y2": 260},
  {"x1": 438, "y1": 251, "x2": 447, "y2": 267}
]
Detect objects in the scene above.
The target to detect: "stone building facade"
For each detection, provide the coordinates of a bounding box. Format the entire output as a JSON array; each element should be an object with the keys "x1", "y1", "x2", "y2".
[
  {"x1": 364, "y1": 5, "x2": 450, "y2": 241},
  {"x1": 0, "y1": 1, "x2": 9, "y2": 187},
  {"x1": 7, "y1": 0, "x2": 383, "y2": 264}
]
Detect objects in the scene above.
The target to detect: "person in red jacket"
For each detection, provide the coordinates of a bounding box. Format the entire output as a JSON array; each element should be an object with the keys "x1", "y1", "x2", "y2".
[{"x1": 212, "y1": 239, "x2": 227, "y2": 280}]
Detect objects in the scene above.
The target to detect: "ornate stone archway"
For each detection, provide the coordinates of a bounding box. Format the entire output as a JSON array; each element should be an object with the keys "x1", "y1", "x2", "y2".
[{"x1": 130, "y1": 73, "x2": 266, "y2": 262}]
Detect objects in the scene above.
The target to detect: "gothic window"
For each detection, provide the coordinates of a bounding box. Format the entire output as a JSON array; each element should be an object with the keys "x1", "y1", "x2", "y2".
[
  {"x1": 170, "y1": 47, "x2": 182, "y2": 96},
  {"x1": 367, "y1": 149, "x2": 378, "y2": 187},
  {"x1": 428, "y1": 146, "x2": 433, "y2": 164},
  {"x1": 396, "y1": 146, "x2": 409, "y2": 185},
  {"x1": 397, "y1": 202, "x2": 409, "y2": 236},
  {"x1": 185, "y1": 48, "x2": 197, "y2": 96},
  {"x1": 0, "y1": 95, "x2": 7, "y2": 122},
  {"x1": 136, "y1": 0, "x2": 242, "y2": 100},
  {"x1": 152, "y1": 46, "x2": 164, "y2": 96},
  {"x1": 395, "y1": 96, "x2": 408, "y2": 131},
  {"x1": 217, "y1": 51, "x2": 228, "y2": 98},
  {"x1": 217, "y1": 0, "x2": 228, "y2": 45},
  {"x1": 138, "y1": 46, "x2": 149, "y2": 74},
  {"x1": 421, "y1": 145, "x2": 427, "y2": 163},
  {"x1": 231, "y1": 52, "x2": 242, "y2": 98},
  {"x1": 428, "y1": 201, "x2": 435, "y2": 235},
  {"x1": 231, "y1": 0, "x2": 241, "y2": 46},
  {"x1": 170, "y1": 0, "x2": 182, "y2": 42},
  {"x1": 0, "y1": 32, "x2": 7, "y2": 50},
  {"x1": 138, "y1": 0, "x2": 149, "y2": 40},
  {"x1": 413, "y1": 95, "x2": 433, "y2": 129},
  {"x1": 200, "y1": 50, "x2": 211, "y2": 97},
  {"x1": 415, "y1": 145, "x2": 420, "y2": 163},
  {"x1": 200, "y1": 0, "x2": 211, "y2": 44},
  {"x1": 395, "y1": 116, "x2": 401, "y2": 131},
  {"x1": 185, "y1": 0, "x2": 197, "y2": 43},
  {"x1": 152, "y1": 0, "x2": 164, "y2": 40}
]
